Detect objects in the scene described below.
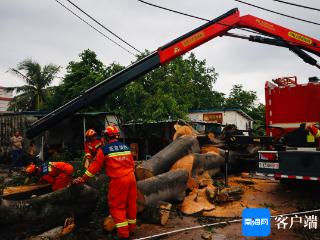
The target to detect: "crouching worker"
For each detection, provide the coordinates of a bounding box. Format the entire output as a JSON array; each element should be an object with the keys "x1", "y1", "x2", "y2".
[
  {"x1": 73, "y1": 125, "x2": 137, "y2": 240},
  {"x1": 26, "y1": 161, "x2": 74, "y2": 192}
]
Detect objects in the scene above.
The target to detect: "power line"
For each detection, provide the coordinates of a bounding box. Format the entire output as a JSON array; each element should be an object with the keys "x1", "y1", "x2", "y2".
[
  {"x1": 137, "y1": 0, "x2": 268, "y2": 36},
  {"x1": 66, "y1": 0, "x2": 142, "y2": 54},
  {"x1": 234, "y1": 0, "x2": 320, "y2": 26},
  {"x1": 136, "y1": 0, "x2": 319, "y2": 49},
  {"x1": 54, "y1": 0, "x2": 137, "y2": 56},
  {"x1": 137, "y1": 0, "x2": 209, "y2": 22},
  {"x1": 267, "y1": 0, "x2": 320, "y2": 12}
]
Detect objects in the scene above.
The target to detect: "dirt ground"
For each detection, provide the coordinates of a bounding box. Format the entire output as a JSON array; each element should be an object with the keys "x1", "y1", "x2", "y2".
[
  {"x1": 132, "y1": 174, "x2": 320, "y2": 240},
  {"x1": 2, "y1": 166, "x2": 320, "y2": 240}
]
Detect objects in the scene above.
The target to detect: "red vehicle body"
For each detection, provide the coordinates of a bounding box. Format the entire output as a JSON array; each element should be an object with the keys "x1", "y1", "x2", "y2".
[
  {"x1": 266, "y1": 77, "x2": 320, "y2": 138},
  {"x1": 257, "y1": 77, "x2": 320, "y2": 182}
]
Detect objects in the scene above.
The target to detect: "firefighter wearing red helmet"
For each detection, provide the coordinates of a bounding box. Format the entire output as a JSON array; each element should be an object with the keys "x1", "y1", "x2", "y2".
[
  {"x1": 73, "y1": 125, "x2": 137, "y2": 240},
  {"x1": 83, "y1": 129, "x2": 103, "y2": 169},
  {"x1": 26, "y1": 161, "x2": 74, "y2": 192}
]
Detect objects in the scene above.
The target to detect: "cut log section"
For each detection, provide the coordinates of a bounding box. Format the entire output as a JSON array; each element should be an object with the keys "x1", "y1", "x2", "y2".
[
  {"x1": 0, "y1": 184, "x2": 99, "y2": 240},
  {"x1": 137, "y1": 170, "x2": 189, "y2": 212},
  {"x1": 201, "y1": 145, "x2": 225, "y2": 156},
  {"x1": 139, "y1": 201, "x2": 172, "y2": 225},
  {"x1": 136, "y1": 136, "x2": 200, "y2": 181}
]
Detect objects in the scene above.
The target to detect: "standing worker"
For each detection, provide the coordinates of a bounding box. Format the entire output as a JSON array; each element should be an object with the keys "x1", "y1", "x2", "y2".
[
  {"x1": 26, "y1": 161, "x2": 74, "y2": 191},
  {"x1": 10, "y1": 131, "x2": 24, "y2": 167},
  {"x1": 73, "y1": 126, "x2": 137, "y2": 240},
  {"x1": 306, "y1": 123, "x2": 320, "y2": 139},
  {"x1": 84, "y1": 129, "x2": 103, "y2": 169}
]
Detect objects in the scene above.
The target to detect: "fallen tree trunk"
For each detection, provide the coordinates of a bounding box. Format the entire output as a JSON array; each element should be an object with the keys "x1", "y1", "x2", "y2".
[
  {"x1": 137, "y1": 170, "x2": 189, "y2": 212},
  {"x1": 136, "y1": 136, "x2": 200, "y2": 180},
  {"x1": 171, "y1": 153, "x2": 224, "y2": 177},
  {"x1": 0, "y1": 184, "x2": 99, "y2": 240},
  {"x1": 191, "y1": 153, "x2": 224, "y2": 177}
]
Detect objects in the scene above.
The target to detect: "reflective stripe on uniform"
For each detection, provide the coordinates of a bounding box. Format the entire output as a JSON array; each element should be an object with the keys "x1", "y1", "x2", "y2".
[
  {"x1": 108, "y1": 151, "x2": 131, "y2": 157},
  {"x1": 316, "y1": 130, "x2": 320, "y2": 138},
  {"x1": 48, "y1": 162, "x2": 52, "y2": 172},
  {"x1": 115, "y1": 221, "x2": 128, "y2": 228},
  {"x1": 95, "y1": 143, "x2": 101, "y2": 148},
  {"x1": 128, "y1": 219, "x2": 136, "y2": 224},
  {"x1": 85, "y1": 170, "x2": 95, "y2": 178}
]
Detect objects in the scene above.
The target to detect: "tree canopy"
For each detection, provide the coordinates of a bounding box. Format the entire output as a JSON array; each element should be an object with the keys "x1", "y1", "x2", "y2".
[
  {"x1": 13, "y1": 49, "x2": 265, "y2": 126},
  {"x1": 109, "y1": 52, "x2": 224, "y2": 122},
  {"x1": 8, "y1": 59, "x2": 60, "y2": 111}
]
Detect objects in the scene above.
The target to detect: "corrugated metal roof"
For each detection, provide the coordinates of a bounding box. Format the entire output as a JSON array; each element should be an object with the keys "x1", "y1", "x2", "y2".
[
  {"x1": 189, "y1": 108, "x2": 253, "y2": 121},
  {"x1": 0, "y1": 111, "x2": 115, "y2": 117}
]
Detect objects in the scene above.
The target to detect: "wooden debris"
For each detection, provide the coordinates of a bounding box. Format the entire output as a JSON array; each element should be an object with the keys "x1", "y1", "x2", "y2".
[
  {"x1": 103, "y1": 215, "x2": 115, "y2": 232},
  {"x1": 181, "y1": 188, "x2": 215, "y2": 215},
  {"x1": 61, "y1": 216, "x2": 75, "y2": 236},
  {"x1": 136, "y1": 136, "x2": 200, "y2": 181},
  {"x1": 216, "y1": 186, "x2": 244, "y2": 203},
  {"x1": 201, "y1": 232, "x2": 213, "y2": 240},
  {"x1": 197, "y1": 171, "x2": 214, "y2": 187},
  {"x1": 205, "y1": 184, "x2": 217, "y2": 203}
]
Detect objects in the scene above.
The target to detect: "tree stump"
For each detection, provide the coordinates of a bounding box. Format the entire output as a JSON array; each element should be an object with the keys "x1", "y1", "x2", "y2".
[{"x1": 139, "y1": 201, "x2": 172, "y2": 225}]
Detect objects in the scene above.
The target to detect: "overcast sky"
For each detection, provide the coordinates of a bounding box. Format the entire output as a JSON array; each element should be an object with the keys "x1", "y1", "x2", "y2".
[{"x1": 0, "y1": 0, "x2": 319, "y2": 103}]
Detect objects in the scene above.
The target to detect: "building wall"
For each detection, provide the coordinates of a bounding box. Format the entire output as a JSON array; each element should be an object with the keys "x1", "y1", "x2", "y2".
[
  {"x1": 0, "y1": 87, "x2": 13, "y2": 111},
  {"x1": 188, "y1": 110, "x2": 252, "y2": 131}
]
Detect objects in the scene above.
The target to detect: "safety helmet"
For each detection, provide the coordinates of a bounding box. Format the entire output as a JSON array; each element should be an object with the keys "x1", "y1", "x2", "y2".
[
  {"x1": 104, "y1": 125, "x2": 120, "y2": 138},
  {"x1": 26, "y1": 163, "x2": 36, "y2": 174},
  {"x1": 85, "y1": 129, "x2": 97, "y2": 138}
]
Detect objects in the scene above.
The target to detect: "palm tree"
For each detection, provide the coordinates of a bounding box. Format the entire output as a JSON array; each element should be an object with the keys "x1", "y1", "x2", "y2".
[{"x1": 8, "y1": 59, "x2": 60, "y2": 111}]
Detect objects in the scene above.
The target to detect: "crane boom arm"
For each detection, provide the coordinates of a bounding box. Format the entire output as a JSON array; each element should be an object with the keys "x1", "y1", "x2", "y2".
[{"x1": 26, "y1": 8, "x2": 319, "y2": 138}]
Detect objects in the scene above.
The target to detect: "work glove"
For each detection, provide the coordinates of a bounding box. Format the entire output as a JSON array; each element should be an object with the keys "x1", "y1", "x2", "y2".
[{"x1": 72, "y1": 177, "x2": 86, "y2": 185}]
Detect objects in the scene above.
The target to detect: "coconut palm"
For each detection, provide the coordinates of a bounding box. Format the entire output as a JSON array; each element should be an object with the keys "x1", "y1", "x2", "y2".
[{"x1": 8, "y1": 59, "x2": 60, "y2": 111}]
